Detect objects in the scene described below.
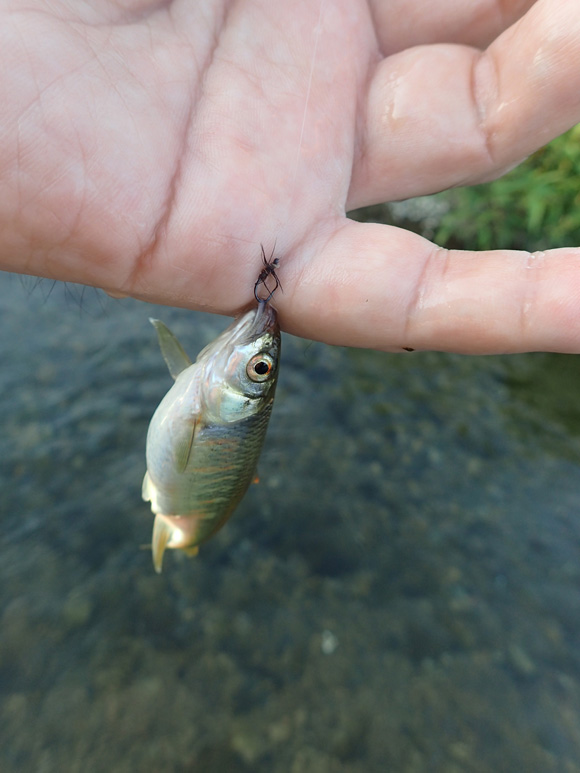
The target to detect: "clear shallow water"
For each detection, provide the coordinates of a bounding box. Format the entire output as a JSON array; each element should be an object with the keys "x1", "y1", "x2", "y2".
[{"x1": 1, "y1": 271, "x2": 580, "y2": 772}]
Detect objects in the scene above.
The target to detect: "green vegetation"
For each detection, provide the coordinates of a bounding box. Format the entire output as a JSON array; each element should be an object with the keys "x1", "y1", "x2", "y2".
[{"x1": 435, "y1": 124, "x2": 580, "y2": 251}]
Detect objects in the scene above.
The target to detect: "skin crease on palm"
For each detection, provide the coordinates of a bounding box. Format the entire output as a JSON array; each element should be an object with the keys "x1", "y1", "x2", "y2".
[{"x1": 1, "y1": 0, "x2": 580, "y2": 354}]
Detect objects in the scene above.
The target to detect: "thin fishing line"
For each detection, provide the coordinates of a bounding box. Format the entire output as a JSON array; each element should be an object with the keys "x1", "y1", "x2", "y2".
[
  {"x1": 287, "y1": 0, "x2": 328, "y2": 203},
  {"x1": 258, "y1": 0, "x2": 328, "y2": 301}
]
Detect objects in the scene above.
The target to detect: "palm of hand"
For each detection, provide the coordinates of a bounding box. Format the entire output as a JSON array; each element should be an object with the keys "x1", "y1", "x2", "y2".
[
  {"x1": 6, "y1": 2, "x2": 368, "y2": 304},
  {"x1": 4, "y1": 0, "x2": 580, "y2": 353}
]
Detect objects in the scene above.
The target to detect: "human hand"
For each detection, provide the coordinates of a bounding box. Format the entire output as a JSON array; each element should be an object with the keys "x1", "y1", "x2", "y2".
[{"x1": 2, "y1": 0, "x2": 580, "y2": 353}]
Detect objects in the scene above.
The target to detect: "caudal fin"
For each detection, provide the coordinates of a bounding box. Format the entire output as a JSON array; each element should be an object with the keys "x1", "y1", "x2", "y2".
[{"x1": 152, "y1": 514, "x2": 173, "y2": 574}]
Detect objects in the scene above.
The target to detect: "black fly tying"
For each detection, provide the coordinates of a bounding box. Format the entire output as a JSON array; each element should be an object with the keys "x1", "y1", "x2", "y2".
[{"x1": 254, "y1": 244, "x2": 282, "y2": 304}]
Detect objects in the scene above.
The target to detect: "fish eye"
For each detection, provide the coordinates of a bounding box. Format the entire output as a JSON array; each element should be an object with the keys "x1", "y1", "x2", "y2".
[{"x1": 247, "y1": 353, "x2": 274, "y2": 382}]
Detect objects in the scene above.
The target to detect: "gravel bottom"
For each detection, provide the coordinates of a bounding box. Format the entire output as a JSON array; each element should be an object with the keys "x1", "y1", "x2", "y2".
[{"x1": 1, "y1": 272, "x2": 580, "y2": 772}]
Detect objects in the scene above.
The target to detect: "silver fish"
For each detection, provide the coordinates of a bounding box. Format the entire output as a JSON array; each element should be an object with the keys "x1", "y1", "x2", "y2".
[{"x1": 142, "y1": 302, "x2": 280, "y2": 573}]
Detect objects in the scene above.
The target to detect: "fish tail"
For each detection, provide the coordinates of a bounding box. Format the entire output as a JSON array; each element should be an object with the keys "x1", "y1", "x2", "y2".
[{"x1": 152, "y1": 514, "x2": 173, "y2": 574}]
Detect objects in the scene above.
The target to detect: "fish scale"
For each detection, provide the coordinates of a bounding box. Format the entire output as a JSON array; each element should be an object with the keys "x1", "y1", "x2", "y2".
[{"x1": 154, "y1": 403, "x2": 273, "y2": 516}]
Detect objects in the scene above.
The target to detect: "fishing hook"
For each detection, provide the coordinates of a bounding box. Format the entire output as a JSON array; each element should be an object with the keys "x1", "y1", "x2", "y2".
[{"x1": 254, "y1": 244, "x2": 282, "y2": 304}]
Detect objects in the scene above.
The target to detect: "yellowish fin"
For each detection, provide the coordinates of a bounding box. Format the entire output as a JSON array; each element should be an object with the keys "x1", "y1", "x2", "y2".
[{"x1": 152, "y1": 514, "x2": 173, "y2": 574}]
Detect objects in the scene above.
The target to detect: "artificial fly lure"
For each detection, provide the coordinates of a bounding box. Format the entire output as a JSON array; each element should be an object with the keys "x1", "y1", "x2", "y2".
[
  {"x1": 142, "y1": 258, "x2": 281, "y2": 572},
  {"x1": 254, "y1": 244, "x2": 282, "y2": 303}
]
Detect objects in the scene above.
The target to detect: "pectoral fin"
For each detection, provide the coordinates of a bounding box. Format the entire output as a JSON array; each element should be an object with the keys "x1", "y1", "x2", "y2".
[
  {"x1": 174, "y1": 417, "x2": 199, "y2": 473},
  {"x1": 150, "y1": 318, "x2": 192, "y2": 379}
]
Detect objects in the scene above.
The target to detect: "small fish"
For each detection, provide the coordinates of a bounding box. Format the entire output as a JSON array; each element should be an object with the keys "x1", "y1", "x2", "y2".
[{"x1": 142, "y1": 301, "x2": 280, "y2": 572}]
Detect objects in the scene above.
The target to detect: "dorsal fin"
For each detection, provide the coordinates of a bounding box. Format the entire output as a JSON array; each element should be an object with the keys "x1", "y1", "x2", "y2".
[{"x1": 149, "y1": 318, "x2": 192, "y2": 379}]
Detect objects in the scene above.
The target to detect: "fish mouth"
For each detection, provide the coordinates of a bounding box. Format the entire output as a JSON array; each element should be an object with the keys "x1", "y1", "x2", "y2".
[
  {"x1": 250, "y1": 301, "x2": 279, "y2": 335},
  {"x1": 198, "y1": 302, "x2": 279, "y2": 363},
  {"x1": 234, "y1": 301, "x2": 279, "y2": 346}
]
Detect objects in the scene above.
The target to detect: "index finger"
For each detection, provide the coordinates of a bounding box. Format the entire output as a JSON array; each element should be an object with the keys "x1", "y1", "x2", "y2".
[{"x1": 281, "y1": 219, "x2": 580, "y2": 354}]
